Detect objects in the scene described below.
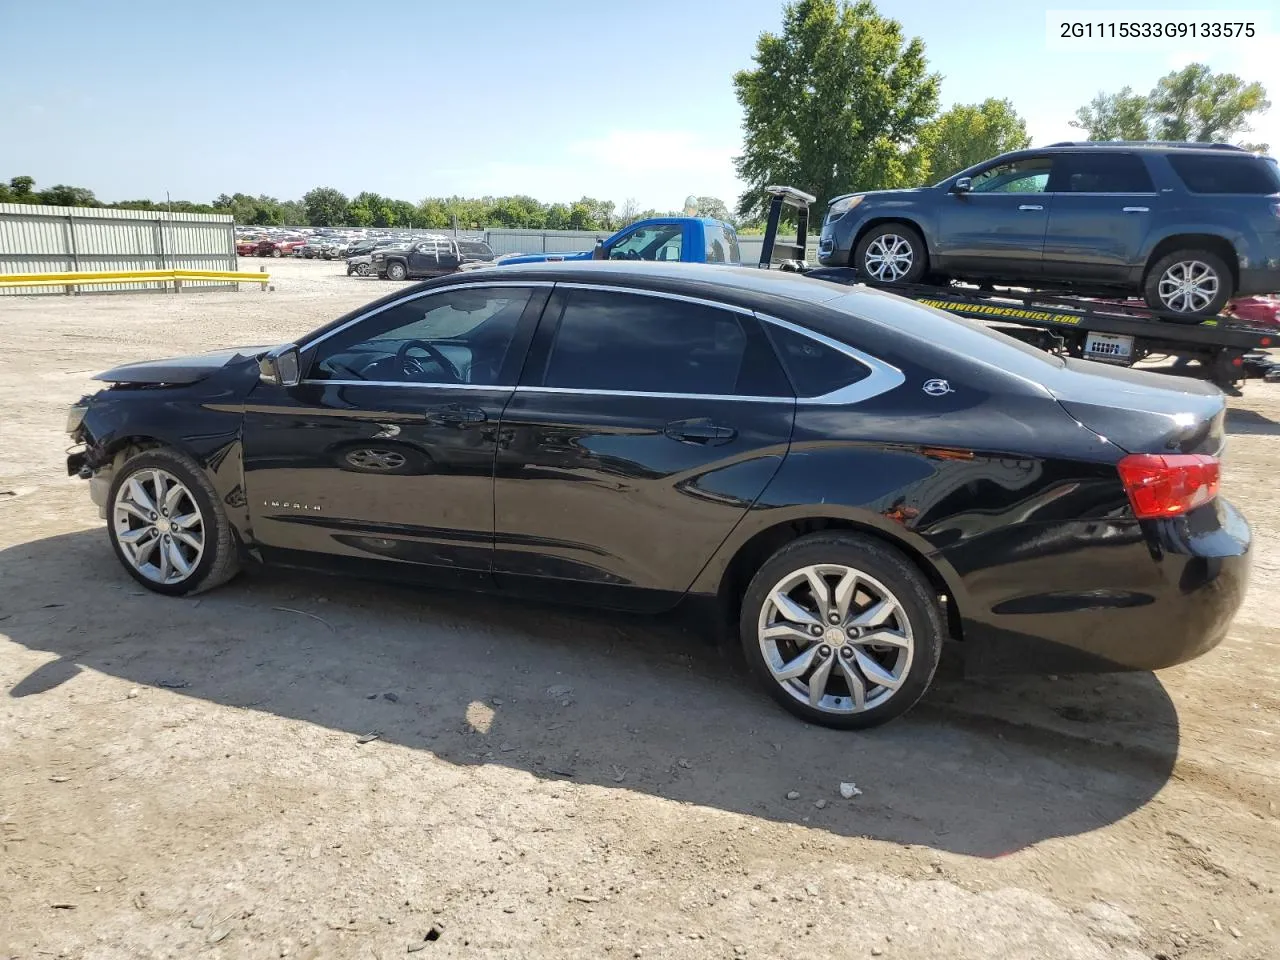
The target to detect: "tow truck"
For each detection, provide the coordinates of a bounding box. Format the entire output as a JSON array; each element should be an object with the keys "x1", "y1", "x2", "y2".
[{"x1": 757, "y1": 186, "x2": 1279, "y2": 391}]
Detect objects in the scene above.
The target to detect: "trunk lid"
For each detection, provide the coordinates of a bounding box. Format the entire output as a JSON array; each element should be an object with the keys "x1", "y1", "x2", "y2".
[{"x1": 1041, "y1": 359, "x2": 1225, "y2": 456}]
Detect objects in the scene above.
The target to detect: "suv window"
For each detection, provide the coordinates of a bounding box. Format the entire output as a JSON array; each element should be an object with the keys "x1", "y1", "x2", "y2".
[
  {"x1": 704, "y1": 222, "x2": 741, "y2": 264},
  {"x1": 970, "y1": 157, "x2": 1052, "y2": 194},
  {"x1": 765, "y1": 323, "x2": 870, "y2": 397},
  {"x1": 1168, "y1": 154, "x2": 1280, "y2": 194},
  {"x1": 609, "y1": 224, "x2": 683, "y2": 261},
  {"x1": 541, "y1": 289, "x2": 789, "y2": 396},
  {"x1": 1050, "y1": 153, "x2": 1154, "y2": 193},
  {"x1": 457, "y1": 240, "x2": 494, "y2": 259},
  {"x1": 308, "y1": 287, "x2": 534, "y2": 385}
]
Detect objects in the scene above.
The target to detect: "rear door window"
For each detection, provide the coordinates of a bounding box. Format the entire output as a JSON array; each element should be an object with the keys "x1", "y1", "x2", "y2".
[
  {"x1": 1049, "y1": 153, "x2": 1154, "y2": 193},
  {"x1": 539, "y1": 289, "x2": 789, "y2": 397},
  {"x1": 1168, "y1": 154, "x2": 1280, "y2": 194}
]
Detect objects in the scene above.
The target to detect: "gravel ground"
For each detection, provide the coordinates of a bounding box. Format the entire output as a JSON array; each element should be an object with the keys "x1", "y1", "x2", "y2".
[{"x1": 1, "y1": 257, "x2": 1277, "y2": 959}]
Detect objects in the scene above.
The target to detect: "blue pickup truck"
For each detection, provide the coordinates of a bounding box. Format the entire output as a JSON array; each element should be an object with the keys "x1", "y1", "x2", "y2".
[{"x1": 495, "y1": 217, "x2": 742, "y2": 266}]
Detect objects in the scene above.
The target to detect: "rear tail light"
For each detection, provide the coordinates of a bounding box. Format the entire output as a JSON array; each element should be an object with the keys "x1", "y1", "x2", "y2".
[{"x1": 1117, "y1": 454, "x2": 1220, "y2": 519}]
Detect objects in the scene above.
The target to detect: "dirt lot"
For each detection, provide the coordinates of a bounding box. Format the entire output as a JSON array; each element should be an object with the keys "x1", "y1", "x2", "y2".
[{"x1": 1, "y1": 257, "x2": 1277, "y2": 959}]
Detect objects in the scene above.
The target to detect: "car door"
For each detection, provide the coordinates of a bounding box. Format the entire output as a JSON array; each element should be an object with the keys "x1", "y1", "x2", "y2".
[
  {"x1": 1041, "y1": 152, "x2": 1158, "y2": 283},
  {"x1": 241, "y1": 282, "x2": 549, "y2": 585},
  {"x1": 492, "y1": 284, "x2": 797, "y2": 611},
  {"x1": 436, "y1": 240, "x2": 461, "y2": 275},
  {"x1": 406, "y1": 241, "x2": 437, "y2": 278},
  {"x1": 936, "y1": 155, "x2": 1053, "y2": 277}
]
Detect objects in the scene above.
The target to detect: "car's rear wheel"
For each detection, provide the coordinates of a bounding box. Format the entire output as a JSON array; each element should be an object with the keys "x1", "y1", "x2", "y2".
[
  {"x1": 106, "y1": 448, "x2": 241, "y2": 597},
  {"x1": 854, "y1": 223, "x2": 928, "y2": 286},
  {"x1": 356, "y1": 263, "x2": 372, "y2": 277},
  {"x1": 739, "y1": 532, "x2": 943, "y2": 729},
  {"x1": 272, "y1": 248, "x2": 282, "y2": 258},
  {"x1": 1143, "y1": 249, "x2": 1233, "y2": 320},
  {"x1": 386, "y1": 261, "x2": 408, "y2": 281}
]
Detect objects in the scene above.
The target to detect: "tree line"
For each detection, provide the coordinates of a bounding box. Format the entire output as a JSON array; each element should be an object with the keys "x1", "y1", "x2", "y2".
[
  {"x1": 0, "y1": 175, "x2": 730, "y2": 233},
  {"x1": 733, "y1": 0, "x2": 1270, "y2": 218}
]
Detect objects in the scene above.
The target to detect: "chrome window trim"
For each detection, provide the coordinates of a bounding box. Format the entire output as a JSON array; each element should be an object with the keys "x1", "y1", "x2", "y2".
[
  {"x1": 553, "y1": 281, "x2": 755, "y2": 317},
  {"x1": 298, "y1": 280, "x2": 555, "y2": 354},
  {"x1": 295, "y1": 280, "x2": 903, "y2": 407},
  {"x1": 299, "y1": 379, "x2": 513, "y2": 391},
  {"x1": 756, "y1": 313, "x2": 905, "y2": 405}
]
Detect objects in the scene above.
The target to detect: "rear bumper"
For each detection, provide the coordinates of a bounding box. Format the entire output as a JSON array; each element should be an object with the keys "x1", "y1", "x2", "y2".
[{"x1": 948, "y1": 499, "x2": 1251, "y2": 674}]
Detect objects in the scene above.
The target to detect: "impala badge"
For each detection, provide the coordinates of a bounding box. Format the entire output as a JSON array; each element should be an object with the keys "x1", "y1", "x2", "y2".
[
  {"x1": 264, "y1": 500, "x2": 322, "y2": 511},
  {"x1": 922, "y1": 379, "x2": 954, "y2": 397}
]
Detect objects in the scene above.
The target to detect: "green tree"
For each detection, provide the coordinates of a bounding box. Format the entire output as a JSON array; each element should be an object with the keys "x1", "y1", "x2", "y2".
[
  {"x1": 544, "y1": 202, "x2": 571, "y2": 230},
  {"x1": 415, "y1": 198, "x2": 450, "y2": 228},
  {"x1": 1071, "y1": 65, "x2": 1269, "y2": 150},
  {"x1": 39, "y1": 184, "x2": 100, "y2": 207},
  {"x1": 916, "y1": 98, "x2": 1030, "y2": 180},
  {"x1": 303, "y1": 186, "x2": 350, "y2": 226},
  {"x1": 1070, "y1": 88, "x2": 1152, "y2": 141},
  {"x1": 9, "y1": 175, "x2": 35, "y2": 199},
  {"x1": 1148, "y1": 64, "x2": 1269, "y2": 145},
  {"x1": 388, "y1": 199, "x2": 417, "y2": 228},
  {"x1": 278, "y1": 200, "x2": 306, "y2": 226},
  {"x1": 733, "y1": 0, "x2": 940, "y2": 220},
  {"x1": 692, "y1": 196, "x2": 733, "y2": 223}
]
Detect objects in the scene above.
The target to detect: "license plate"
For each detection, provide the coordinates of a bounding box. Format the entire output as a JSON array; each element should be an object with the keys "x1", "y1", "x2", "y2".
[{"x1": 1084, "y1": 332, "x2": 1135, "y2": 364}]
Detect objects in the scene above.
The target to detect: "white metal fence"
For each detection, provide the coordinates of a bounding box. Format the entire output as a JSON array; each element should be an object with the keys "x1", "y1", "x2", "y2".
[{"x1": 0, "y1": 203, "x2": 237, "y2": 295}]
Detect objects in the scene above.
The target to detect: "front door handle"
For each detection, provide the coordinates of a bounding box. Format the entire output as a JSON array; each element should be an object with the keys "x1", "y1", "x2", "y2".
[
  {"x1": 664, "y1": 418, "x2": 736, "y2": 445},
  {"x1": 1122, "y1": 206, "x2": 1149, "y2": 213},
  {"x1": 1017, "y1": 204, "x2": 1044, "y2": 211},
  {"x1": 426, "y1": 404, "x2": 486, "y2": 425}
]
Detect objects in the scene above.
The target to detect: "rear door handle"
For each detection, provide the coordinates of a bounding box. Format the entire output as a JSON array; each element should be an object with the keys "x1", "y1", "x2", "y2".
[
  {"x1": 1122, "y1": 206, "x2": 1149, "y2": 213},
  {"x1": 426, "y1": 404, "x2": 486, "y2": 425},
  {"x1": 1017, "y1": 204, "x2": 1044, "y2": 211},
  {"x1": 664, "y1": 418, "x2": 737, "y2": 445}
]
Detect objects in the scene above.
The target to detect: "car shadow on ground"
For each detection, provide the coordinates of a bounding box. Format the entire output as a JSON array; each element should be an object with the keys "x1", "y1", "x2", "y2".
[
  {"x1": 1225, "y1": 407, "x2": 1280, "y2": 436},
  {"x1": 0, "y1": 529, "x2": 1180, "y2": 859}
]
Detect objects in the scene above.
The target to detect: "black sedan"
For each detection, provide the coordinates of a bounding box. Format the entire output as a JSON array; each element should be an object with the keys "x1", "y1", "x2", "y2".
[{"x1": 65, "y1": 262, "x2": 1251, "y2": 729}]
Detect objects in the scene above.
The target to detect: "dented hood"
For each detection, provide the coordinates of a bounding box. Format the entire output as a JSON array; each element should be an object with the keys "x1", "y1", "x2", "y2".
[{"x1": 94, "y1": 346, "x2": 275, "y2": 385}]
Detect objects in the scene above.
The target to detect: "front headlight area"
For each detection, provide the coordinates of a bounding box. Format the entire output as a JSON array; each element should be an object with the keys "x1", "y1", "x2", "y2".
[{"x1": 825, "y1": 195, "x2": 865, "y2": 223}]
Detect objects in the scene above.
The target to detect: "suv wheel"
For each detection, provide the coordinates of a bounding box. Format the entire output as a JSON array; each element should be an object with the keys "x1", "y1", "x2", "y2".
[
  {"x1": 739, "y1": 532, "x2": 943, "y2": 729},
  {"x1": 386, "y1": 261, "x2": 408, "y2": 281},
  {"x1": 854, "y1": 224, "x2": 928, "y2": 285},
  {"x1": 1143, "y1": 249, "x2": 1233, "y2": 320},
  {"x1": 106, "y1": 448, "x2": 241, "y2": 596}
]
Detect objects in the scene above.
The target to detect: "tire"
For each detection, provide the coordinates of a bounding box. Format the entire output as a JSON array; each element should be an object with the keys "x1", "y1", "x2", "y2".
[
  {"x1": 272, "y1": 248, "x2": 282, "y2": 258},
  {"x1": 1143, "y1": 249, "x2": 1233, "y2": 320},
  {"x1": 356, "y1": 263, "x2": 372, "y2": 277},
  {"x1": 854, "y1": 223, "x2": 929, "y2": 286},
  {"x1": 105, "y1": 448, "x2": 241, "y2": 597},
  {"x1": 386, "y1": 261, "x2": 408, "y2": 281},
  {"x1": 739, "y1": 532, "x2": 943, "y2": 730}
]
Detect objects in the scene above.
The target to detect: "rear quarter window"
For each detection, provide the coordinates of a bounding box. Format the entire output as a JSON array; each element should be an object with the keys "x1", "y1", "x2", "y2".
[
  {"x1": 1168, "y1": 154, "x2": 1280, "y2": 194},
  {"x1": 765, "y1": 322, "x2": 869, "y2": 397}
]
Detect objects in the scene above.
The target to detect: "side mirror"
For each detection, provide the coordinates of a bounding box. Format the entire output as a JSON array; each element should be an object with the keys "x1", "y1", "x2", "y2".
[
  {"x1": 951, "y1": 177, "x2": 972, "y2": 194},
  {"x1": 259, "y1": 345, "x2": 301, "y2": 387},
  {"x1": 591, "y1": 240, "x2": 608, "y2": 261}
]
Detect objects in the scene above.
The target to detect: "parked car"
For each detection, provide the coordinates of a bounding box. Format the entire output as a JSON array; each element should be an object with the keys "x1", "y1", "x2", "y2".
[
  {"x1": 235, "y1": 239, "x2": 259, "y2": 257},
  {"x1": 65, "y1": 262, "x2": 1251, "y2": 729},
  {"x1": 374, "y1": 237, "x2": 496, "y2": 280},
  {"x1": 257, "y1": 237, "x2": 307, "y2": 258},
  {"x1": 819, "y1": 142, "x2": 1280, "y2": 318},
  {"x1": 299, "y1": 239, "x2": 329, "y2": 259},
  {"x1": 346, "y1": 239, "x2": 410, "y2": 277}
]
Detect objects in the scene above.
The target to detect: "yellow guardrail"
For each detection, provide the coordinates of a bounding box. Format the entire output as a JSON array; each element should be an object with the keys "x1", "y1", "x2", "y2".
[{"x1": 0, "y1": 269, "x2": 270, "y2": 290}]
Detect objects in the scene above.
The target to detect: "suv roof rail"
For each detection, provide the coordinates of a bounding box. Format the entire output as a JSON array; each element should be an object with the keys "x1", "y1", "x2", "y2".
[{"x1": 1046, "y1": 140, "x2": 1247, "y2": 151}]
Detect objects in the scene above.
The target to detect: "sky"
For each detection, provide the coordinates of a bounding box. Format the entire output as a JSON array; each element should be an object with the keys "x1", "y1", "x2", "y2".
[{"x1": 0, "y1": 0, "x2": 1275, "y2": 211}]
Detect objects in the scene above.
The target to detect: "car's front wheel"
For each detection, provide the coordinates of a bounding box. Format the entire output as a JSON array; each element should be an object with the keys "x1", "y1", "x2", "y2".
[
  {"x1": 739, "y1": 532, "x2": 943, "y2": 729},
  {"x1": 106, "y1": 448, "x2": 241, "y2": 596},
  {"x1": 854, "y1": 223, "x2": 928, "y2": 285},
  {"x1": 386, "y1": 261, "x2": 408, "y2": 281},
  {"x1": 1143, "y1": 249, "x2": 1233, "y2": 320}
]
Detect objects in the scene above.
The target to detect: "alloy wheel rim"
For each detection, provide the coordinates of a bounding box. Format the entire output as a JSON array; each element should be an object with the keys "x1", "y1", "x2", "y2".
[
  {"x1": 346, "y1": 448, "x2": 407, "y2": 470},
  {"x1": 758, "y1": 563, "x2": 913, "y2": 715},
  {"x1": 864, "y1": 234, "x2": 914, "y2": 282},
  {"x1": 112, "y1": 468, "x2": 205, "y2": 585},
  {"x1": 1158, "y1": 260, "x2": 1218, "y2": 313}
]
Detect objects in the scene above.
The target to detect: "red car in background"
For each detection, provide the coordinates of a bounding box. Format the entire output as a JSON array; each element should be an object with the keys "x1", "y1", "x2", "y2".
[
  {"x1": 235, "y1": 239, "x2": 259, "y2": 257},
  {"x1": 1223, "y1": 296, "x2": 1280, "y2": 328},
  {"x1": 255, "y1": 237, "x2": 306, "y2": 258}
]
